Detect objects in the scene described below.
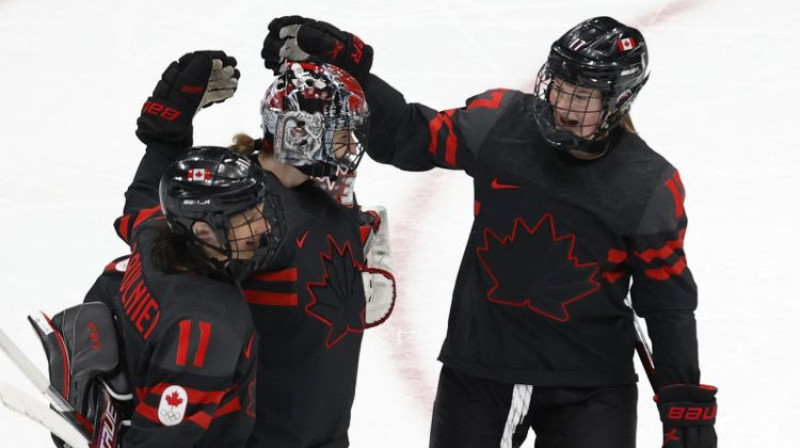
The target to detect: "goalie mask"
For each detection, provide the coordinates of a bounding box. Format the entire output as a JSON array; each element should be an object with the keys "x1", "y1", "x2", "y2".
[
  {"x1": 532, "y1": 16, "x2": 649, "y2": 155},
  {"x1": 159, "y1": 147, "x2": 284, "y2": 265},
  {"x1": 260, "y1": 61, "x2": 370, "y2": 178}
]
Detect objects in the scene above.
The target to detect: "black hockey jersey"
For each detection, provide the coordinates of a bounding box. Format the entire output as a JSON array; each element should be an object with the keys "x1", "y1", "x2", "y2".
[
  {"x1": 98, "y1": 146, "x2": 258, "y2": 448},
  {"x1": 243, "y1": 175, "x2": 367, "y2": 448},
  {"x1": 363, "y1": 74, "x2": 700, "y2": 388}
]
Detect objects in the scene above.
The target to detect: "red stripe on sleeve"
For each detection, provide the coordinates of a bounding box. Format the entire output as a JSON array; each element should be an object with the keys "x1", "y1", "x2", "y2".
[
  {"x1": 176, "y1": 320, "x2": 191, "y2": 366},
  {"x1": 608, "y1": 249, "x2": 628, "y2": 264},
  {"x1": 132, "y1": 205, "x2": 163, "y2": 233},
  {"x1": 465, "y1": 89, "x2": 509, "y2": 110},
  {"x1": 118, "y1": 214, "x2": 131, "y2": 242},
  {"x1": 134, "y1": 402, "x2": 160, "y2": 424},
  {"x1": 244, "y1": 291, "x2": 299, "y2": 306},
  {"x1": 193, "y1": 322, "x2": 212, "y2": 368},
  {"x1": 644, "y1": 256, "x2": 687, "y2": 280},
  {"x1": 186, "y1": 411, "x2": 213, "y2": 430},
  {"x1": 250, "y1": 268, "x2": 298, "y2": 283},
  {"x1": 442, "y1": 111, "x2": 458, "y2": 166},
  {"x1": 212, "y1": 397, "x2": 242, "y2": 418},
  {"x1": 428, "y1": 114, "x2": 446, "y2": 157},
  {"x1": 603, "y1": 271, "x2": 626, "y2": 283},
  {"x1": 136, "y1": 383, "x2": 229, "y2": 405},
  {"x1": 633, "y1": 229, "x2": 686, "y2": 263}
]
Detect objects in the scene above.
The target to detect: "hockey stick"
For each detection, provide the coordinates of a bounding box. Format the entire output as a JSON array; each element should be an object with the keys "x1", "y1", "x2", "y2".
[
  {"x1": 0, "y1": 326, "x2": 94, "y2": 440},
  {"x1": 624, "y1": 297, "x2": 657, "y2": 393},
  {"x1": 0, "y1": 381, "x2": 89, "y2": 448}
]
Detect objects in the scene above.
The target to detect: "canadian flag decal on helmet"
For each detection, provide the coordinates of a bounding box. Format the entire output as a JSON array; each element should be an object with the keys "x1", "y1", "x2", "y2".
[
  {"x1": 617, "y1": 37, "x2": 636, "y2": 52},
  {"x1": 188, "y1": 168, "x2": 211, "y2": 182}
]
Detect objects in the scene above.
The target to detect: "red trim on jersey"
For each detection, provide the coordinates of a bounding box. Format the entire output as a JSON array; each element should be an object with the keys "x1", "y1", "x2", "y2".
[
  {"x1": 134, "y1": 402, "x2": 160, "y2": 424},
  {"x1": 244, "y1": 290, "x2": 299, "y2": 306},
  {"x1": 603, "y1": 271, "x2": 626, "y2": 283},
  {"x1": 187, "y1": 411, "x2": 213, "y2": 429},
  {"x1": 474, "y1": 201, "x2": 481, "y2": 216},
  {"x1": 665, "y1": 171, "x2": 685, "y2": 219},
  {"x1": 118, "y1": 214, "x2": 131, "y2": 243},
  {"x1": 604, "y1": 249, "x2": 628, "y2": 283},
  {"x1": 42, "y1": 313, "x2": 71, "y2": 400},
  {"x1": 193, "y1": 322, "x2": 212, "y2": 368},
  {"x1": 132, "y1": 205, "x2": 162, "y2": 233},
  {"x1": 136, "y1": 383, "x2": 230, "y2": 405},
  {"x1": 442, "y1": 111, "x2": 458, "y2": 166},
  {"x1": 135, "y1": 403, "x2": 217, "y2": 429},
  {"x1": 607, "y1": 249, "x2": 628, "y2": 264},
  {"x1": 427, "y1": 109, "x2": 459, "y2": 167},
  {"x1": 633, "y1": 229, "x2": 686, "y2": 263},
  {"x1": 244, "y1": 333, "x2": 256, "y2": 359},
  {"x1": 176, "y1": 320, "x2": 191, "y2": 367},
  {"x1": 359, "y1": 226, "x2": 372, "y2": 246},
  {"x1": 250, "y1": 268, "x2": 298, "y2": 283},
  {"x1": 465, "y1": 89, "x2": 509, "y2": 110},
  {"x1": 644, "y1": 256, "x2": 687, "y2": 280},
  {"x1": 212, "y1": 397, "x2": 242, "y2": 418}
]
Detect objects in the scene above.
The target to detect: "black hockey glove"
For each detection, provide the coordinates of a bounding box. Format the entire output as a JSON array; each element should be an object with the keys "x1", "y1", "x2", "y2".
[
  {"x1": 657, "y1": 384, "x2": 718, "y2": 448},
  {"x1": 261, "y1": 15, "x2": 313, "y2": 73},
  {"x1": 263, "y1": 16, "x2": 373, "y2": 83},
  {"x1": 136, "y1": 50, "x2": 239, "y2": 148}
]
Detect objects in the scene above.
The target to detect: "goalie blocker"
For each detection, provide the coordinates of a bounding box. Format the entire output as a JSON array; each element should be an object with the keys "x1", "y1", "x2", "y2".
[{"x1": 29, "y1": 302, "x2": 132, "y2": 448}]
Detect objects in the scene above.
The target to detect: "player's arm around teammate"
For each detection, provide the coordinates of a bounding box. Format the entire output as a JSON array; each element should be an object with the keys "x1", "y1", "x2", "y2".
[{"x1": 262, "y1": 16, "x2": 718, "y2": 448}]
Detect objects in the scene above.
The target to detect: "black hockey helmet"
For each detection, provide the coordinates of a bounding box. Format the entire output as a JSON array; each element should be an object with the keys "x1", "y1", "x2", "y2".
[
  {"x1": 533, "y1": 16, "x2": 650, "y2": 154},
  {"x1": 260, "y1": 61, "x2": 370, "y2": 178},
  {"x1": 159, "y1": 146, "x2": 282, "y2": 262}
]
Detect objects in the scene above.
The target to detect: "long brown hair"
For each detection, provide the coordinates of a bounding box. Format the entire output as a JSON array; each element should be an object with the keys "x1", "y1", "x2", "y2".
[
  {"x1": 230, "y1": 133, "x2": 257, "y2": 156},
  {"x1": 620, "y1": 114, "x2": 637, "y2": 133},
  {"x1": 150, "y1": 221, "x2": 225, "y2": 277}
]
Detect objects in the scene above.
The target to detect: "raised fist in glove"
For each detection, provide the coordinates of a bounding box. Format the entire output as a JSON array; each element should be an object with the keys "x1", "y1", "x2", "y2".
[
  {"x1": 262, "y1": 16, "x2": 373, "y2": 82},
  {"x1": 657, "y1": 384, "x2": 718, "y2": 448},
  {"x1": 136, "y1": 50, "x2": 239, "y2": 148}
]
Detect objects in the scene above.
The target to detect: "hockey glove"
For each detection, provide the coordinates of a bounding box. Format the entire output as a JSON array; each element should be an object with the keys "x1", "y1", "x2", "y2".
[
  {"x1": 136, "y1": 50, "x2": 239, "y2": 148},
  {"x1": 263, "y1": 16, "x2": 373, "y2": 83},
  {"x1": 262, "y1": 15, "x2": 313, "y2": 73},
  {"x1": 657, "y1": 384, "x2": 718, "y2": 448}
]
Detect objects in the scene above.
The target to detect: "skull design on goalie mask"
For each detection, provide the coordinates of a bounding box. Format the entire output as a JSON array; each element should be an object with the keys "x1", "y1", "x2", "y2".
[{"x1": 261, "y1": 62, "x2": 370, "y2": 179}]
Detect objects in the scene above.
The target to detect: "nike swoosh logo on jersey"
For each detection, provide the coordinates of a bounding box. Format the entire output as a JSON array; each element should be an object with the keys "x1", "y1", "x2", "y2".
[
  {"x1": 296, "y1": 230, "x2": 310, "y2": 249},
  {"x1": 490, "y1": 178, "x2": 521, "y2": 190}
]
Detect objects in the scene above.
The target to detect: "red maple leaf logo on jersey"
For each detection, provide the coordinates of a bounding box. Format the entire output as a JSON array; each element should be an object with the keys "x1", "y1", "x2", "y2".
[
  {"x1": 306, "y1": 236, "x2": 366, "y2": 347},
  {"x1": 165, "y1": 391, "x2": 183, "y2": 407},
  {"x1": 476, "y1": 214, "x2": 600, "y2": 322}
]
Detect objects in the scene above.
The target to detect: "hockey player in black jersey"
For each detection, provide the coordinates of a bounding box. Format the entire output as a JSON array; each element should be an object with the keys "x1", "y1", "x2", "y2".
[
  {"x1": 49, "y1": 145, "x2": 277, "y2": 448},
  {"x1": 235, "y1": 61, "x2": 371, "y2": 448},
  {"x1": 111, "y1": 146, "x2": 273, "y2": 448},
  {"x1": 46, "y1": 52, "x2": 281, "y2": 448},
  {"x1": 264, "y1": 16, "x2": 718, "y2": 448}
]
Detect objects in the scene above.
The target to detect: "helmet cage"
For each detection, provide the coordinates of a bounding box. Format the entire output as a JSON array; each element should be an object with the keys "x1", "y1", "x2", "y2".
[
  {"x1": 160, "y1": 148, "x2": 281, "y2": 264},
  {"x1": 532, "y1": 17, "x2": 649, "y2": 153}
]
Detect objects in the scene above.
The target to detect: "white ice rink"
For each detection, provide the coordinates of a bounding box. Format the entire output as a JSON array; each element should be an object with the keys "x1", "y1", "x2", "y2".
[{"x1": 1, "y1": 0, "x2": 798, "y2": 446}]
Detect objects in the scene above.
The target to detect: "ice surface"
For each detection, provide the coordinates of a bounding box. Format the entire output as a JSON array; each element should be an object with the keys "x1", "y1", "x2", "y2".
[{"x1": 1, "y1": 0, "x2": 797, "y2": 445}]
